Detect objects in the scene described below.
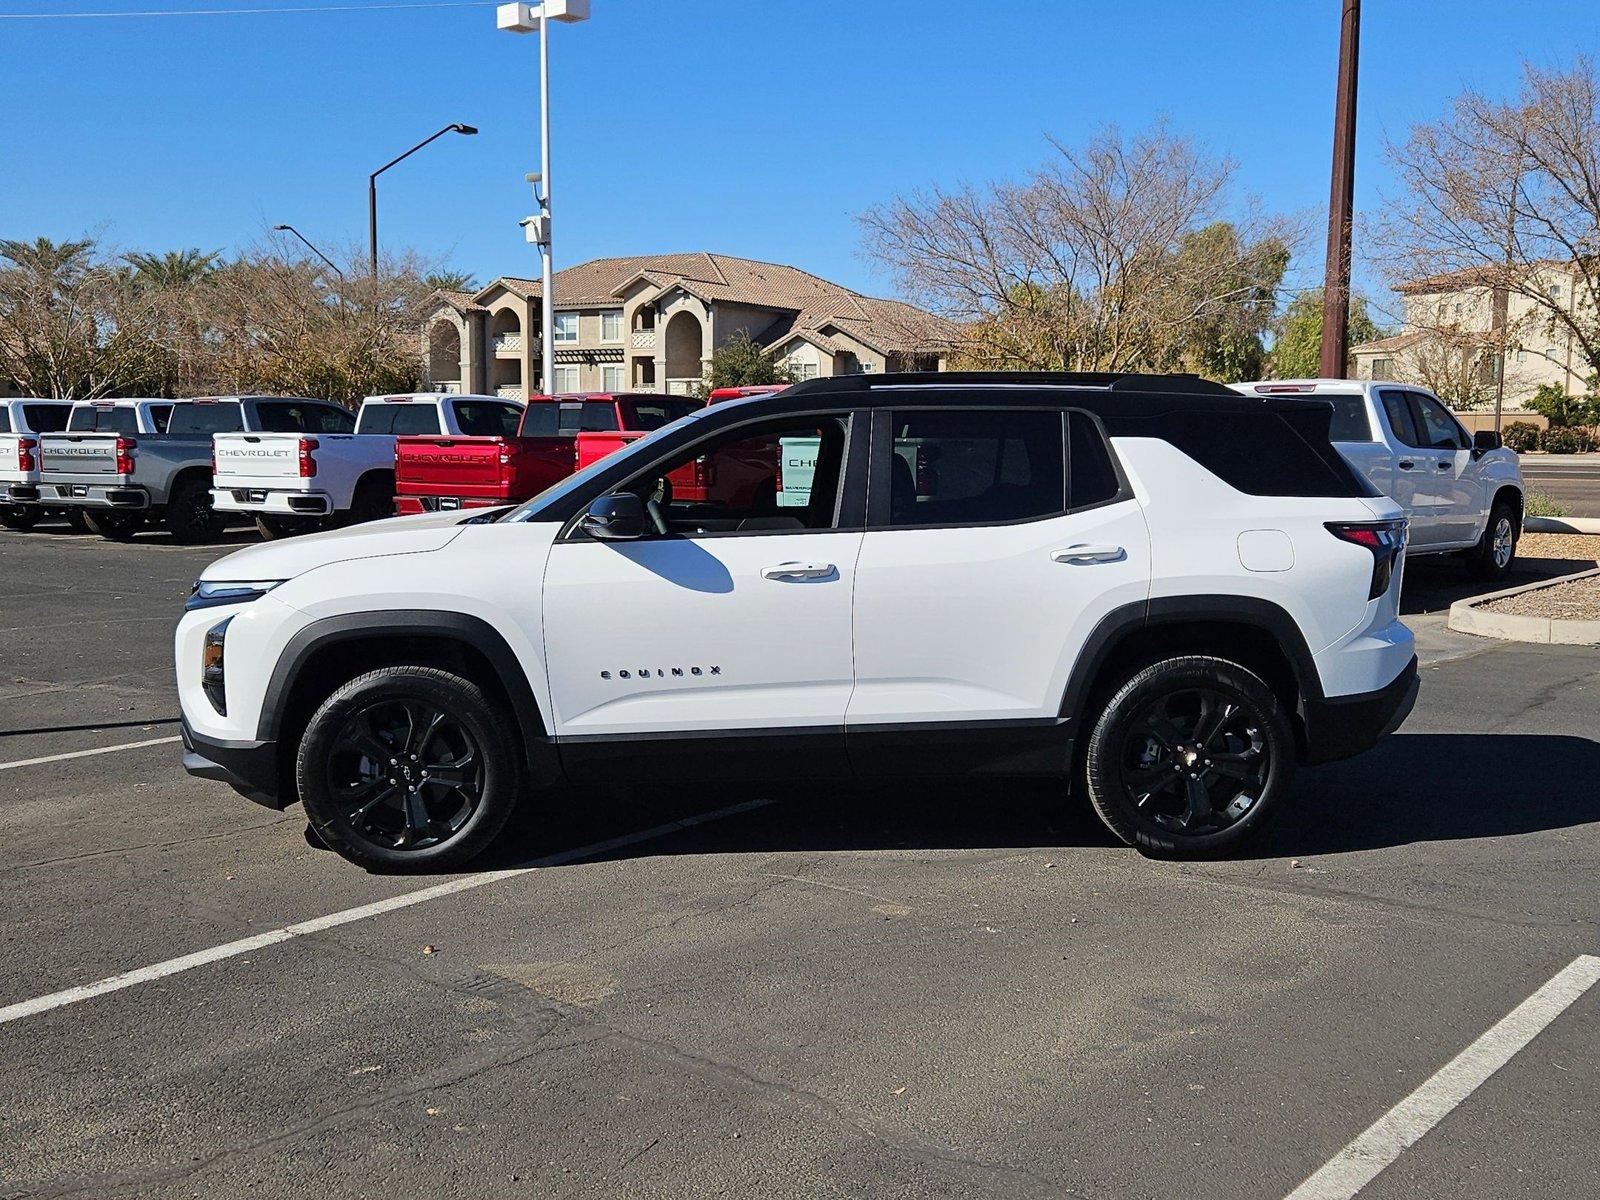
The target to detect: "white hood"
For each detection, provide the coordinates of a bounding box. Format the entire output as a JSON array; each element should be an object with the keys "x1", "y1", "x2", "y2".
[{"x1": 199, "y1": 510, "x2": 478, "y2": 584}]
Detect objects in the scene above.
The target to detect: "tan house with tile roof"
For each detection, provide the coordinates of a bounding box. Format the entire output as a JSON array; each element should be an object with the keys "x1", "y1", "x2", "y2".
[{"x1": 423, "y1": 252, "x2": 956, "y2": 399}]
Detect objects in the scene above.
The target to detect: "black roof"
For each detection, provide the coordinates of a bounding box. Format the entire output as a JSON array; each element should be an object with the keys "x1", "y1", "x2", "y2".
[{"x1": 770, "y1": 371, "x2": 1323, "y2": 420}]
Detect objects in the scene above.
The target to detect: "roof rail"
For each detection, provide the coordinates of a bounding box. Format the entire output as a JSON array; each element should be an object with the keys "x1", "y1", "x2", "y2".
[{"x1": 782, "y1": 370, "x2": 1236, "y2": 397}]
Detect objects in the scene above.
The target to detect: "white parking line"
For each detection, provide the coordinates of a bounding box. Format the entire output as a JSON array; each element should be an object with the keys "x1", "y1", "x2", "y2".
[
  {"x1": 0, "y1": 797, "x2": 771, "y2": 1027},
  {"x1": 0, "y1": 735, "x2": 182, "y2": 771},
  {"x1": 1285, "y1": 953, "x2": 1600, "y2": 1200}
]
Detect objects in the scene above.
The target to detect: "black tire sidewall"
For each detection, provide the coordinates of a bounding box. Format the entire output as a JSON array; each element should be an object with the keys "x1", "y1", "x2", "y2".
[
  {"x1": 166, "y1": 480, "x2": 225, "y2": 544},
  {"x1": 296, "y1": 667, "x2": 522, "y2": 872},
  {"x1": 84, "y1": 509, "x2": 141, "y2": 540},
  {"x1": 1468, "y1": 501, "x2": 1518, "y2": 580},
  {"x1": 0, "y1": 507, "x2": 38, "y2": 530},
  {"x1": 1084, "y1": 656, "x2": 1295, "y2": 857}
]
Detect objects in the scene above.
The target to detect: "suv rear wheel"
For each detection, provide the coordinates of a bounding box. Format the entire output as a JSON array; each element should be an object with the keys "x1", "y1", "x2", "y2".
[
  {"x1": 1083, "y1": 656, "x2": 1294, "y2": 856},
  {"x1": 296, "y1": 666, "x2": 522, "y2": 872}
]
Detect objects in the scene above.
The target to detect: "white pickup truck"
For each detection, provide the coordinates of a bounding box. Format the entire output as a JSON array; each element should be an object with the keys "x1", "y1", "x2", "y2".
[
  {"x1": 1234, "y1": 380, "x2": 1526, "y2": 579},
  {"x1": 0, "y1": 399, "x2": 75, "y2": 530},
  {"x1": 211, "y1": 392, "x2": 524, "y2": 538}
]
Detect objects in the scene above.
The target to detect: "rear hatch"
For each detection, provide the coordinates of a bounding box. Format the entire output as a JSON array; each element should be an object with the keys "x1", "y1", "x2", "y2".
[
  {"x1": 40, "y1": 433, "x2": 124, "y2": 487},
  {"x1": 214, "y1": 433, "x2": 312, "y2": 492}
]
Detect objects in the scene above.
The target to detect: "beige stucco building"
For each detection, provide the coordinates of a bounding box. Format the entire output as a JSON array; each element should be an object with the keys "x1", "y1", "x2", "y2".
[
  {"x1": 1350, "y1": 263, "x2": 1591, "y2": 411},
  {"x1": 423, "y1": 252, "x2": 955, "y2": 399}
]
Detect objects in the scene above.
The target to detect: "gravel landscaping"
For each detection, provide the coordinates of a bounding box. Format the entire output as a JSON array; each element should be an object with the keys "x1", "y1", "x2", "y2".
[
  {"x1": 1482, "y1": 569, "x2": 1600, "y2": 619},
  {"x1": 1519, "y1": 531, "x2": 1600, "y2": 563}
]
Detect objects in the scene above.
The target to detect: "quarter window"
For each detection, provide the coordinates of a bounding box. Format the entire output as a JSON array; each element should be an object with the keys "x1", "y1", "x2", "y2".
[
  {"x1": 1068, "y1": 411, "x2": 1122, "y2": 507},
  {"x1": 879, "y1": 409, "x2": 1065, "y2": 528}
]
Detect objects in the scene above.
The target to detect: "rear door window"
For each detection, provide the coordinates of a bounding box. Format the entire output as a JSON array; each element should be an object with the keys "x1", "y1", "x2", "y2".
[
  {"x1": 22, "y1": 404, "x2": 70, "y2": 433},
  {"x1": 452, "y1": 400, "x2": 524, "y2": 437},
  {"x1": 149, "y1": 404, "x2": 173, "y2": 433},
  {"x1": 1380, "y1": 391, "x2": 1423, "y2": 448},
  {"x1": 1323, "y1": 393, "x2": 1374, "y2": 442},
  {"x1": 167, "y1": 402, "x2": 244, "y2": 435},
  {"x1": 876, "y1": 409, "x2": 1066, "y2": 528}
]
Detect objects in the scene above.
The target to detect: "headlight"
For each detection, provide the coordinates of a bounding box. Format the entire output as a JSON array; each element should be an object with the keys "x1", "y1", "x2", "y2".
[
  {"x1": 202, "y1": 617, "x2": 231, "y2": 715},
  {"x1": 186, "y1": 579, "x2": 286, "y2": 611}
]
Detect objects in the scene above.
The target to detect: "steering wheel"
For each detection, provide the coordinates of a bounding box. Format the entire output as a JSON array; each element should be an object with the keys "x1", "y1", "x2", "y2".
[{"x1": 645, "y1": 474, "x2": 672, "y2": 536}]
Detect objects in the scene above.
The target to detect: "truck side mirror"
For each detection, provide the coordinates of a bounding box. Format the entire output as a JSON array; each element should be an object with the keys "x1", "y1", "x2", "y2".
[
  {"x1": 581, "y1": 492, "x2": 649, "y2": 540},
  {"x1": 1472, "y1": 430, "x2": 1501, "y2": 458}
]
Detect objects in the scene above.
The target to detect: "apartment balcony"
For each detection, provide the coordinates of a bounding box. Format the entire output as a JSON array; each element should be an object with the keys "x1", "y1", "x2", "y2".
[
  {"x1": 631, "y1": 329, "x2": 656, "y2": 350},
  {"x1": 495, "y1": 385, "x2": 527, "y2": 401},
  {"x1": 495, "y1": 332, "x2": 539, "y2": 355},
  {"x1": 665, "y1": 378, "x2": 700, "y2": 396}
]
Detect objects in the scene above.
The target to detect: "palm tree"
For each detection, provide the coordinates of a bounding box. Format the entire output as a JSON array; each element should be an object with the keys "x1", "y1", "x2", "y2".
[
  {"x1": 424, "y1": 269, "x2": 478, "y2": 293},
  {"x1": 0, "y1": 236, "x2": 95, "y2": 280},
  {"x1": 122, "y1": 248, "x2": 220, "y2": 288}
]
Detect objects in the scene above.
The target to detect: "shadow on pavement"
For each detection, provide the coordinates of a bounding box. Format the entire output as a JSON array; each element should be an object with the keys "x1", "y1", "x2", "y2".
[
  {"x1": 447, "y1": 732, "x2": 1600, "y2": 873},
  {"x1": 1401, "y1": 555, "x2": 1596, "y2": 615}
]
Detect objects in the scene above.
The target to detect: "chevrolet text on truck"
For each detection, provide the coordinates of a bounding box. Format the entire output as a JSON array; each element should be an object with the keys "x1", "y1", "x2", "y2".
[
  {"x1": 178, "y1": 372, "x2": 1417, "y2": 872},
  {"x1": 213, "y1": 392, "x2": 523, "y2": 537},
  {"x1": 0, "y1": 398, "x2": 73, "y2": 530},
  {"x1": 1235, "y1": 379, "x2": 1526, "y2": 579},
  {"x1": 393, "y1": 392, "x2": 703, "y2": 515},
  {"x1": 41, "y1": 396, "x2": 351, "y2": 542}
]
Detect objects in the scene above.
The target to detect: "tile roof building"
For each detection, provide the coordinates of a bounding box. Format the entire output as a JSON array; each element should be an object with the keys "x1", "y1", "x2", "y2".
[{"x1": 423, "y1": 252, "x2": 957, "y2": 398}]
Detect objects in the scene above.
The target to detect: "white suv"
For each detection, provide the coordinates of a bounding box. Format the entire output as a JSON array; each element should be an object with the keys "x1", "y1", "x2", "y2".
[{"x1": 176, "y1": 373, "x2": 1418, "y2": 870}]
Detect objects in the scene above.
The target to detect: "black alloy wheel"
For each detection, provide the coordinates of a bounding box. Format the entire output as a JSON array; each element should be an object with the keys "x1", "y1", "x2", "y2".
[
  {"x1": 1084, "y1": 656, "x2": 1294, "y2": 856},
  {"x1": 328, "y1": 698, "x2": 484, "y2": 852},
  {"x1": 165, "y1": 478, "x2": 227, "y2": 543},
  {"x1": 0, "y1": 506, "x2": 39, "y2": 531}
]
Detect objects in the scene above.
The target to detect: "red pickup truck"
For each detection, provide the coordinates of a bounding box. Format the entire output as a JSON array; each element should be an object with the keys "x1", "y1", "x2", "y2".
[{"x1": 394, "y1": 392, "x2": 704, "y2": 515}]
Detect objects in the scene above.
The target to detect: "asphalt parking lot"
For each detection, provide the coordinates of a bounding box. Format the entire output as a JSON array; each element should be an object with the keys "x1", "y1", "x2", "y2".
[
  {"x1": 1521, "y1": 453, "x2": 1600, "y2": 517},
  {"x1": 1, "y1": 520, "x2": 1597, "y2": 1200}
]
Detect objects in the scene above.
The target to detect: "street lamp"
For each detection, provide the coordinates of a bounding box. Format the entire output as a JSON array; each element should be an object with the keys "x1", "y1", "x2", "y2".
[
  {"x1": 272, "y1": 223, "x2": 346, "y2": 317},
  {"x1": 497, "y1": 0, "x2": 590, "y2": 396},
  {"x1": 368, "y1": 123, "x2": 478, "y2": 280}
]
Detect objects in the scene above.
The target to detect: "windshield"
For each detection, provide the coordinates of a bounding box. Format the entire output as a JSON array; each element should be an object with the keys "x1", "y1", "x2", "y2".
[{"x1": 501, "y1": 405, "x2": 712, "y2": 522}]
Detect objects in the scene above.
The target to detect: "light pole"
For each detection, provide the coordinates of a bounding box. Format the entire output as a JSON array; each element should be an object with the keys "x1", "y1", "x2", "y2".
[
  {"x1": 368, "y1": 123, "x2": 478, "y2": 280},
  {"x1": 497, "y1": 0, "x2": 590, "y2": 396},
  {"x1": 272, "y1": 224, "x2": 346, "y2": 317}
]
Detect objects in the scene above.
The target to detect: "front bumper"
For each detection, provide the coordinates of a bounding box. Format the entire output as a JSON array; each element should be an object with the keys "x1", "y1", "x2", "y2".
[
  {"x1": 44, "y1": 482, "x2": 150, "y2": 509},
  {"x1": 1300, "y1": 655, "x2": 1419, "y2": 765},
  {"x1": 181, "y1": 718, "x2": 284, "y2": 809},
  {"x1": 212, "y1": 488, "x2": 333, "y2": 517}
]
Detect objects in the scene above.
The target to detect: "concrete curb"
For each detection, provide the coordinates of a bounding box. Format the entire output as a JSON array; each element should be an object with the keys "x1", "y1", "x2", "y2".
[
  {"x1": 1524, "y1": 516, "x2": 1600, "y2": 535},
  {"x1": 1447, "y1": 565, "x2": 1600, "y2": 644}
]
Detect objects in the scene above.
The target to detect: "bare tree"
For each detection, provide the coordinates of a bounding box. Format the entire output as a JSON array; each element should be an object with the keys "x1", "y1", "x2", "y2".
[
  {"x1": 1382, "y1": 58, "x2": 1600, "y2": 380},
  {"x1": 858, "y1": 123, "x2": 1296, "y2": 375}
]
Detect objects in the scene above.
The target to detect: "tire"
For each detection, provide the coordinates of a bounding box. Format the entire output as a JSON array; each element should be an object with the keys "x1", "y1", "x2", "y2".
[
  {"x1": 164, "y1": 478, "x2": 227, "y2": 544},
  {"x1": 64, "y1": 508, "x2": 89, "y2": 534},
  {"x1": 0, "y1": 506, "x2": 38, "y2": 531},
  {"x1": 1466, "y1": 499, "x2": 1518, "y2": 581},
  {"x1": 295, "y1": 666, "x2": 523, "y2": 872},
  {"x1": 83, "y1": 509, "x2": 143, "y2": 541},
  {"x1": 255, "y1": 514, "x2": 310, "y2": 541},
  {"x1": 1083, "y1": 656, "x2": 1296, "y2": 857},
  {"x1": 343, "y1": 476, "x2": 393, "y2": 526}
]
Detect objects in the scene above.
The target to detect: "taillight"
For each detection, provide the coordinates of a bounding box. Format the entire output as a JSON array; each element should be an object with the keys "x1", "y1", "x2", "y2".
[
  {"x1": 114, "y1": 436, "x2": 136, "y2": 475},
  {"x1": 692, "y1": 454, "x2": 713, "y2": 493},
  {"x1": 1326, "y1": 520, "x2": 1407, "y2": 600},
  {"x1": 17, "y1": 437, "x2": 36, "y2": 473},
  {"x1": 298, "y1": 437, "x2": 318, "y2": 478}
]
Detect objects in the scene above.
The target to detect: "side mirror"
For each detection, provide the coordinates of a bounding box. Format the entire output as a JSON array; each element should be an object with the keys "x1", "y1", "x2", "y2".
[
  {"x1": 581, "y1": 492, "x2": 649, "y2": 540},
  {"x1": 1472, "y1": 430, "x2": 1501, "y2": 458}
]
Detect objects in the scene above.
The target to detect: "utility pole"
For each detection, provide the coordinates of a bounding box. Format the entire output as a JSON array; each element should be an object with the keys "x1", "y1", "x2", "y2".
[{"x1": 1319, "y1": 0, "x2": 1361, "y2": 379}]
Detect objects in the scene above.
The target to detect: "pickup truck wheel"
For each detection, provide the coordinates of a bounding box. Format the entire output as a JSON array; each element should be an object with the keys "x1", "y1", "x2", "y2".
[
  {"x1": 65, "y1": 508, "x2": 89, "y2": 533},
  {"x1": 344, "y1": 478, "x2": 393, "y2": 526},
  {"x1": 296, "y1": 666, "x2": 522, "y2": 872},
  {"x1": 165, "y1": 479, "x2": 227, "y2": 544},
  {"x1": 255, "y1": 515, "x2": 306, "y2": 540},
  {"x1": 83, "y1": 509, "x2": 143, "y2": 541},
  {"x1": 1467, "y1": 501, "x2": 1519, "y2": 581},
  {"x1": 0, "y1": 506, "x2": 38, "y2": 531},
  {"x1": 1083, "y1": 656, "x2": 1294, "y2": 857}
]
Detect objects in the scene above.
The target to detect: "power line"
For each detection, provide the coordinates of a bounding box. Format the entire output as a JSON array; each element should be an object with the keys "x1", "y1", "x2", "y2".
[{"x1": 0, "y1": 2, "x2": 491, "y2": 19}]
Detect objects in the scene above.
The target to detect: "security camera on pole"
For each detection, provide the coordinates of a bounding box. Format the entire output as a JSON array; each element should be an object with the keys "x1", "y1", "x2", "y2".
[{"x1": 497, "y1": 0, "x2": 590, "y2": 397}]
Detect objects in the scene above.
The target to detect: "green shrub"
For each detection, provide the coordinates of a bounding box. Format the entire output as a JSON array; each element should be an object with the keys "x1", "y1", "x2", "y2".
[
  {"x1": 1502, "y1": 421, "x2": 1542, "y2": 453},
  {"x1": 1540, "y1": 426, "x2": 1597, "y2": 453},
  {"x1": 1525, "y1": 490, "x2": 1570, "y2": 518}
]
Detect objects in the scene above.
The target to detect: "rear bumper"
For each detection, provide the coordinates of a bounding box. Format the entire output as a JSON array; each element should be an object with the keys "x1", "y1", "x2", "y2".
[
  {"x1": 44, "y1": 482, "x2": 150, "y2": 509},
  {"x1": 1301, "y1": 655, "x2": 1419, "y2": 766},
  {"x1": 395, "y1": 494, "x2": 504, "y2": 516},
  {"x1": 212, "y1": 488, "x2": 333, "y2": 517},
  {"x1": 181, "y1": 718, "x2": 284, "y2": 809},
  {"x1": 4, "y1": 483, "x2": 41, "y2": 503}
]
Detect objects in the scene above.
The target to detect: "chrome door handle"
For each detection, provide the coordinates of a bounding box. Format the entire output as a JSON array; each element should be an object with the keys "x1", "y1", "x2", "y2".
[
  {"x1": 761, "y1": 561, "x2": 836, "y2": 580},
  {"x1": 1052, "y1": 544, "x2": 1126, "y2": 564}
]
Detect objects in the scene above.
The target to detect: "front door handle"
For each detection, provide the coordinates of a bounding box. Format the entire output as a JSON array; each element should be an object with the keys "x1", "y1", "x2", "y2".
[
  {"x1": 1436, "y1": 460, "x2": 1452, "y2": 470},
  {"x1": 761, "y1": 561, "x2": 836, "y2": 581},
  {"x1": 1398, "y1": 459, "x2": 1416, "y2": 470},
  {"x1": 1052, "y1": 544, "x2": 1126, "y2": 564}
]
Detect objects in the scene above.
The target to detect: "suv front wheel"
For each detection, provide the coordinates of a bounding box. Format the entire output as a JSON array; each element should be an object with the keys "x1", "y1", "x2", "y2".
[
  {"x1": 1083, "y1": 656, "x2": 1294, "y2": 856},
  {"x1": 296, "y1": 666, "x2": 523, "y2": 871}
]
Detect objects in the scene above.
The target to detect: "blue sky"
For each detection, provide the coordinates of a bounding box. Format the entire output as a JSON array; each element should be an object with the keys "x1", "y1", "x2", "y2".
[{"x1": 5, "y1": 0, "x2": 1599, "y2": 320}]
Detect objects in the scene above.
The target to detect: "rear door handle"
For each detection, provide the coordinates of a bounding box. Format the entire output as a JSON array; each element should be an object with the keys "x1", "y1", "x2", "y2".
[
  {"x1": 1052, "y1": 544, "x2": 1126, "y2": 564},
  {"x1": 761, "y1": 561, "x2": 836, "y2": 580},
  {"x1": 1398, "y1": 460, "x2": 1416, "y2": 470},
  {"x1": 1436, "y1": 460, "x2": 1452, "y2": 470}
]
